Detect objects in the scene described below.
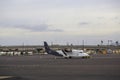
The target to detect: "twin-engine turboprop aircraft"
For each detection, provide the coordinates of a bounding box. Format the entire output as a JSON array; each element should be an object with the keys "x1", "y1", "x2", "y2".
[{"x1": 44, "y1": 41, "x2": 90, "y2": 59}]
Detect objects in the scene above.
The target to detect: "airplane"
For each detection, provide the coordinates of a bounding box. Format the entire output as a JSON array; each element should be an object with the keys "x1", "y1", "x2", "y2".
[{"x1": 44, "y1": 41, "x2": 90, "y2": 59}]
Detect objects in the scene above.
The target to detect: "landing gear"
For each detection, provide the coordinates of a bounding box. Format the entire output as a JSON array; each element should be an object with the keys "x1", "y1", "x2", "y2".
[
  {"x1": 69, "y1": 56, "x2": 72, "y2": 59},
  {"x1": 64, "y1": 56, "x2": 72, "y2": 59}
]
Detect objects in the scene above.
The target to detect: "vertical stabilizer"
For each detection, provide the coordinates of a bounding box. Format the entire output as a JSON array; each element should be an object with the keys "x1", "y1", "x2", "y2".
[
  {"x1": 44, "y1": 41, "x2": 50, "y2": 53},
  {"x1": 43, "y1": 41, "x2": 63, "y2": 57}
]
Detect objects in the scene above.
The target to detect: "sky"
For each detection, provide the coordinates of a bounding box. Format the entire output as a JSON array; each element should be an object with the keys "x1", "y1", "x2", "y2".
[{"x1": 0, "y1": 0, "x2": 120, "y2": 45}]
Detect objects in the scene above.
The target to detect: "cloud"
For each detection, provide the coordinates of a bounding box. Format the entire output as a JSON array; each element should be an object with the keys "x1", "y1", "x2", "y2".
[
  {"x1": 0, "y1": 0, "x2": 120, "y2": 45},
  {"x1": 17, "y1": 24, "x2": 48, "y2": 32},
  {"x1": 79, "y1": 22, "x2": 90, "y2": 25},
  {"x1": 0, "y1": 21, "x2": 63, "y2": 32},
  {"x1": 112, "y1": 16, "x2": 120, "y2": 24},
  {"x1": 97, "y1": 17, "x2": 105, "y2": 19}
]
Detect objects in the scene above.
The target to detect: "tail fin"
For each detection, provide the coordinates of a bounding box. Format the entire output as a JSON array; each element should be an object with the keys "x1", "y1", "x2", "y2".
[
  {"x1": 44, "y1": 41, "x2": 63, "y2": 57},
  {"x1": 44, "y1": 41, "x2": 51, "y2": 53}
]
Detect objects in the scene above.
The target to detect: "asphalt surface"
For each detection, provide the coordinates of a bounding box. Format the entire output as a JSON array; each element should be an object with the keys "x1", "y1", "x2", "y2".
[{"x1": 0, "y1": 54, "x2": 120, "y2": 80}]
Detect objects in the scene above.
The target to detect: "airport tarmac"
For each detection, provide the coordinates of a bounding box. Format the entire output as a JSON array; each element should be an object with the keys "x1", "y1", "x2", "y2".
[{"x1": 0, "y1": 54, "x2": 120, "y2": 80}]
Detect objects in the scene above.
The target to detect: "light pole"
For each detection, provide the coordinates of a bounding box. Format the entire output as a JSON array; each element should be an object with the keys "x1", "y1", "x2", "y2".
[{"x1": 82, "y1": 40, "x2": 84, "y2": 50}]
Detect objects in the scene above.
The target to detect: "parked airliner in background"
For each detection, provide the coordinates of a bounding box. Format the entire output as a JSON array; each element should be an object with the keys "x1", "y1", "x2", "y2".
[{"x1": 44, "y1": 41, "x2": 90, "y2": 59}]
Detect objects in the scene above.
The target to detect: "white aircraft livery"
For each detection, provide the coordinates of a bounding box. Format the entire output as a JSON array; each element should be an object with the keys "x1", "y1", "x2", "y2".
[{"x1": 44, "y1": 41, "x2": 90, "y2": 59}]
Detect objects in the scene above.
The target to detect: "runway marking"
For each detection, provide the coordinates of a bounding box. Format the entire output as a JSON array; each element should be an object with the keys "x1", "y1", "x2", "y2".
[
  {"x1": 0, "y1": 65, "x2": 41, "y2": 67},
  {"x1": 0, "y1": 76, "x2": 14, "y2": 79}
]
